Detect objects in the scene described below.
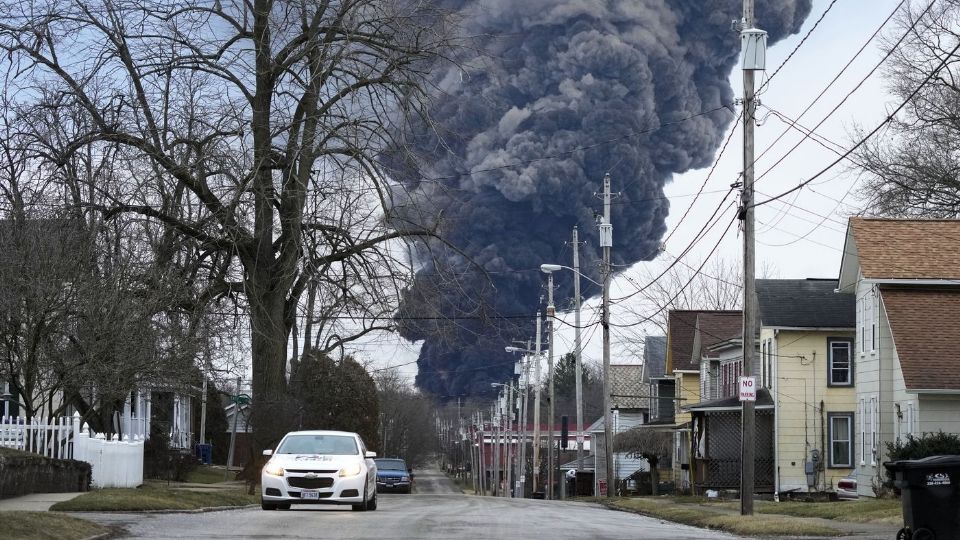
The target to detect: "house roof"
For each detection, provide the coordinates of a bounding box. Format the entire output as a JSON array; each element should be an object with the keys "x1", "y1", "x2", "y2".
[
  {"x1": 610, "y1": 364, "x2": 650, "y2": 409},
  {"x1": 881, "y1": 287, "x2": 960, "y2": 391},
  {"x1": 685, "y1": 388, "x2": 775, "y2": 411},
  {"x1": 756, "y1": 279, "x2": 855, "y2": 328},
  {"x1": 694, "y1": 312, "x2": 743, "y2": 359},
  {"x1": 668, "y1": 310, "x2": 742, "y2": 371},
  {"x1": 667, "y1": 311, "x2": 699, "y2": 372},
  {"x1": 848, "y1": 218, "x2": 960, "y2": 280},
  {"x1": 642, "y1": 336, "x2": 667, "y2": 382}
]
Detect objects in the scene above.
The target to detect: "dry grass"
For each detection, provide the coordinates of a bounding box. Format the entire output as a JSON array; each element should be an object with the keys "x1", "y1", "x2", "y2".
[
  {"x1": 605, "y1": 498, "x2": 843, "y2": 537},
  {"x1": 0, "y1": 511, "x2": 109, "y2": 539},
  {"x1": 756, "y1": 498, "x2": 901, "y2": 523},
  {"x1": 50, "y1": 485, "x2": 258, "y2": 512}
]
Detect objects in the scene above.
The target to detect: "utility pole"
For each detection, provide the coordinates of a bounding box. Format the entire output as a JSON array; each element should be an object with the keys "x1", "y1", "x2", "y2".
[
  {"x1": 572, "y1": 226, "x2": 584, "y2": 478},
  {"x1": 518, "y1": 342, "x2": 531, "y2": 497},
  {"x1": 532, "y1": 312, "x2": 543, "y2": 495},
  {"x1": 505, "y1": 384, "x2": 513, "y2": 497},
  {"x1": 600, "y1": 173, "x2": 615, "y2": 497},
  {"x1": 545, "y1": 271, "x2": 556, "y2": 499},
  {"x1": 739, "y1": 0, "x2": 763, "y2": 516}
]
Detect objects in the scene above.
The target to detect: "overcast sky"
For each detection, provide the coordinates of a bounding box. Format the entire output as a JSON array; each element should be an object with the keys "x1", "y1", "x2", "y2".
[{"x1": 346, "y1": 0, "x2": 901, "y2": 383}]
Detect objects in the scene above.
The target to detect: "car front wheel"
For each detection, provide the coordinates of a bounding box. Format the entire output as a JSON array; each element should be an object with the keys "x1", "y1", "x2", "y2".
[
  {"x1": 261, "y1": 501, "x2": 277, "y2": 511},
  {"x1": 366, "y1": 491, "x2": 377, "y2": 511}
]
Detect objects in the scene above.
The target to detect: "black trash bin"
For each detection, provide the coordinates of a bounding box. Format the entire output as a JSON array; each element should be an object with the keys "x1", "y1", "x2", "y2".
[{"x1": 884, "y1": 455, "x2": 960, "y2": 540}]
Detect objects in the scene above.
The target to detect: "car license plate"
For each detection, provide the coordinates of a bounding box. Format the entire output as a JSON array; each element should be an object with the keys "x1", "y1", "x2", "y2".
[{"x1": 301, "y1": 490, "x2": 320, "y2": 500}]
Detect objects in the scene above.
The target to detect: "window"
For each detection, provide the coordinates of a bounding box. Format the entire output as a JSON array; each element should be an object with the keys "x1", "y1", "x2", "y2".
[
  {"x1": 858, "y1": 296, "x2": 865, "y2": 353},
  {"x1": 857, "y1": 398, "x2": 867, "y2": 465},
  {"x1": 828, "y1": 413, "x2": 854, "y2": 468},
  {"x1": 761, "y1": 341, "x2": 766, "y2": 387},
  {"x1": 864, "y1": 290, "x2": 873, "y2": 352},
  {"x1": 828, "y1": 338, "x2": 854, "y2": 386},
  {"x1": 765, "y1": 338, "x2": 774, "y2": 389},
  {"x1": 907, "y1": 402, "x2": 914, "y2": 438},
  {"x1": 871, "y1": 287, "x2": 878, "y2": 351}
]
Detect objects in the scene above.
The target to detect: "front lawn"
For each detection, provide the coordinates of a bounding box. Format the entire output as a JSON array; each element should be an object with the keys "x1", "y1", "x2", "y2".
[
  {"x1": 185, "y1": 465, "x2": 233, "y2": 484},
  {"x1": 756, "y1": 498, "x2": 901, "y2": 523},
  {"x1": 50, "y1": 485, "x2": 258, "y2": 512},
  {"x1": 605, "y1": 498, "x2": 843, "y2": 537},
  {"x1": 0, "y1": 511, "x2": 110, "y2": 539}
]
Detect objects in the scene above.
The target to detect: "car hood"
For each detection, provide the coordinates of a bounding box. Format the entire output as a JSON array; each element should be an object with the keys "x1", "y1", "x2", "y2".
[
  {"x1": 268, "y1": 454, "x2": 363, "y2": 470},
  {"x1": 376, "y1": 469, "x2": 408, "y2": 478}
]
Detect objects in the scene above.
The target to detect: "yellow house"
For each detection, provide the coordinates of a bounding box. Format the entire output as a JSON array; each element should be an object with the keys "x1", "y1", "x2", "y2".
[{"x1": 757, "y1": 279, "x2": 856, "y2": 495}]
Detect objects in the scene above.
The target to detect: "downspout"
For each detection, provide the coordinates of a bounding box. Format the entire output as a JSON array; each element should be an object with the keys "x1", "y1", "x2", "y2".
[{"x1": 773, "y1": 331, "x2": 780, "y2": 501}]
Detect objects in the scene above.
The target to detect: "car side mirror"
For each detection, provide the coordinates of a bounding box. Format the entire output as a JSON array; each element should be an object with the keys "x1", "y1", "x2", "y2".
[
  {"x1": 365, "y1": 451, "x2": 377, "y2": 458},
  {"x1": 262, "y1": 449, "x2": 273, "y2": 457}
]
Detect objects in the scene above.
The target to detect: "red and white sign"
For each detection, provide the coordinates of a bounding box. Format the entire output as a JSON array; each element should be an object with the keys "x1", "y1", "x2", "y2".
[{"x1": 738, "y1": 376, "x2": 757, "y2": 402}]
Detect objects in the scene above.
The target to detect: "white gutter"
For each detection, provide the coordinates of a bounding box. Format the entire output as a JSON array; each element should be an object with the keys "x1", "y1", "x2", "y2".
[{"x1": 907, "y1": 389, "x2": 960, "y2": 395}]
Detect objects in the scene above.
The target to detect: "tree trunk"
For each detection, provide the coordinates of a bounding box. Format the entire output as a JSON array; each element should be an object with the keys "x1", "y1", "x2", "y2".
[
  {"x1": 248, "y1": 284, "x2": 291, "y2": 450},
  {"x1": 650, "y1": 458, "x2": 659, "y2": 496}
]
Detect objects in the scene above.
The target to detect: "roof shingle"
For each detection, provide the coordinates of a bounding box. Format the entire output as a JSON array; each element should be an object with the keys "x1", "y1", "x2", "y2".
[
  {"x1": 667, "y1": 310, "x2": 741, "y2": 372},
  {"x1": 881, "y1": 287, "x2": 960, "y2": 391},
  {"x1": 756, "y1": 279, "x2": 854, "y2": 328},
  {"x1": 850, "y1": 218, "x2": 960, "y2": 280}
]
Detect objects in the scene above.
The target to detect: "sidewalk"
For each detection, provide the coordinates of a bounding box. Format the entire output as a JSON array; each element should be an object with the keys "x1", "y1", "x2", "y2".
[{"x1": 0, "y1": 492, "x2": 84, "y2": 511}]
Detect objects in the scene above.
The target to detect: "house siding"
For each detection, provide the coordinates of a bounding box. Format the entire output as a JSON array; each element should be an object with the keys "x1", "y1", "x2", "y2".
[
  {"x1": 856, "y1": 278, "x2": 896, "y2": 496},
  {"x1": 673, "y1": 371, "x2": 699, "y2": 490},
  {"x1": 770, "y1": 329, "x2": 856, "y2": 493}
]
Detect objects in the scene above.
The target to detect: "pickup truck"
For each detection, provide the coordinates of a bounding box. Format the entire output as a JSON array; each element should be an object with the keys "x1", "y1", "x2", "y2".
[{"x1": 374, "y1": 458, "x2": 413, "y2": 493}]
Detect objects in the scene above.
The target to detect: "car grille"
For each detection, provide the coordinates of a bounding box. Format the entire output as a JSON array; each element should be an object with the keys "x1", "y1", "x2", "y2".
[
  {"x1": 285, "y1": 469, "x2": 338, "y2": 474},
  {"x1": 288, "y1": 477, "x2": 334, "y2": 489}
]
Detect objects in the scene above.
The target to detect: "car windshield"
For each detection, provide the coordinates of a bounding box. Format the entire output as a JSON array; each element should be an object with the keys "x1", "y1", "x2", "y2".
[
  {"x1": 375, "y1": 459, "x2": 407, "y2": 471},
  {"x1": 276, "y1": 434, "x2": 358, "y2": 455}
]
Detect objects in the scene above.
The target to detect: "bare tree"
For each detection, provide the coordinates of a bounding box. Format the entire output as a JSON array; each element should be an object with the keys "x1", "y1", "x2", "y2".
[
  {"x1": 614, "y1": 427, "x2": 672, "y2": 495},
  {"x1": 854, "y1": 0, "x2": 960, "y2": 216},
  {"x1": 0, "y1": 0, "x2": 457, "y2": 446},
  {"x1": 374, "y1": 369, "x2": 435, "y2": 467},
  {"x1": 621, "y1": 256, "x2": 744, "y2": 340}
]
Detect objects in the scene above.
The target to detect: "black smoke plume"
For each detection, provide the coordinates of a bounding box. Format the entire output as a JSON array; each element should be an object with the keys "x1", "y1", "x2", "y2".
[{"x1": 386, "y1": 0, "x2": 811, "y2": 397}]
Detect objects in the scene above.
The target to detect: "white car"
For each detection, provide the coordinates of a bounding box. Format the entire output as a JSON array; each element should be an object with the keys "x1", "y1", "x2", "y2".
[{"x1": 260, "y1": 430, "x2": 378, "y2": 511}]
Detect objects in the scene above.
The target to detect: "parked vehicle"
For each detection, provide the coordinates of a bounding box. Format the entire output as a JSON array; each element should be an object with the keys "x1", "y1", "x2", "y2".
[
  {"x1": 374, "y1": 458, "x2": 413, "y2": 493},
  {"x1": 260, "y1": 430, "x2": 378, "y2": 511},
  {"x1": 836, "y1": 472, "x2": 858, "y2": 500}
]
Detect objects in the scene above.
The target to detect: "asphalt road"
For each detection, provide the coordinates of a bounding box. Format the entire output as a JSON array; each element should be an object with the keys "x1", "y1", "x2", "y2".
[{"x1": 80, "y1": 470, "x2": 742, "y2": 539}]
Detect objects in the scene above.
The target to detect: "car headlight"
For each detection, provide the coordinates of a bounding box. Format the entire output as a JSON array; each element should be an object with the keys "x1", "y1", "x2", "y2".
[
  {"x1": 401, "y1": 476, "x2": 410, "y2": 482},
  {"x1": 339, "y1": 463, "x2": 363, "y2": 477},
  {"x1": 263, "y1": 462, "x2": 285, "y2": 476}
]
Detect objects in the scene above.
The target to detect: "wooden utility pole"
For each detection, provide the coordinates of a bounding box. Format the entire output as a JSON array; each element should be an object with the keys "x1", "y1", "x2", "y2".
[
  {"x1": 546, "y1": 273, "x2": 556, "y2": 499},
  {"x1": 573, "y1": 227, "x2": 585, "y2": 476},
  {"x1": 600, "y1": 173, "x2": 614, "y2": 497},
  {"x1": 741, "y1": 0, "x2": 757, "y2": 516},
  {"x1": 532, "y1": 313, "x2": 543, "y2": 495}
]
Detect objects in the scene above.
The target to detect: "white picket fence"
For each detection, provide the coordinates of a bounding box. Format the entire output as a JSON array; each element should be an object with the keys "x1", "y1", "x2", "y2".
[{"x1": 0, "y1": 413, "x2": 144, "y2": 488}]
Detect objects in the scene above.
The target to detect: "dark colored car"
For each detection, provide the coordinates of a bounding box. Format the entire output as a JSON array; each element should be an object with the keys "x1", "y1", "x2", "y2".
[{"x1": 374, "y1": 458, "x2": 412, "y2": 493}]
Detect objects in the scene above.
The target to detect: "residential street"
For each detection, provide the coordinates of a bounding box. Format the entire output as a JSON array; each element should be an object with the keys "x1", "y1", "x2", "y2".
[{"x1": 77, "y1": 469, "x2": 740, "y2": 539}]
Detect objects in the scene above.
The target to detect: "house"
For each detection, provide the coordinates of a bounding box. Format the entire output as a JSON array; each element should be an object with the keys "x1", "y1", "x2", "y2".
[
  {"x1": 756, "y1": 278, "x2": 856, "y2": 496},
  {"x1": 837, "y1": 217, "x2": 960, "y2": 497},
  {"x1": 590, "y1": 364, "x2": 651, "y2": 496},
  {"x1": 673, "y1": 310, "x2": 774, "y2": 494},
  {"x1": 666, "y1": 310, "x2": 740, "y2": 491}
]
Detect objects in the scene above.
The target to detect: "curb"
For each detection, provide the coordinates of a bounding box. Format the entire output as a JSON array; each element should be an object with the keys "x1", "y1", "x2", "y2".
[{"x1": 69, "y1": 504, "x2": 260, "y2": 515}]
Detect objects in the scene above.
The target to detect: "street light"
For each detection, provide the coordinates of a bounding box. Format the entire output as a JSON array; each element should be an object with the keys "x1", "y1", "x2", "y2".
[
  {"x1": 504, "y1": 345, "x2": 536, "y2": 497},
  {"x1": 540, "y1": 263, "x2": 595, "y2": 493},
  {"x1": 539, "y1": 262, "x2": 608, "y2": 498}
]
